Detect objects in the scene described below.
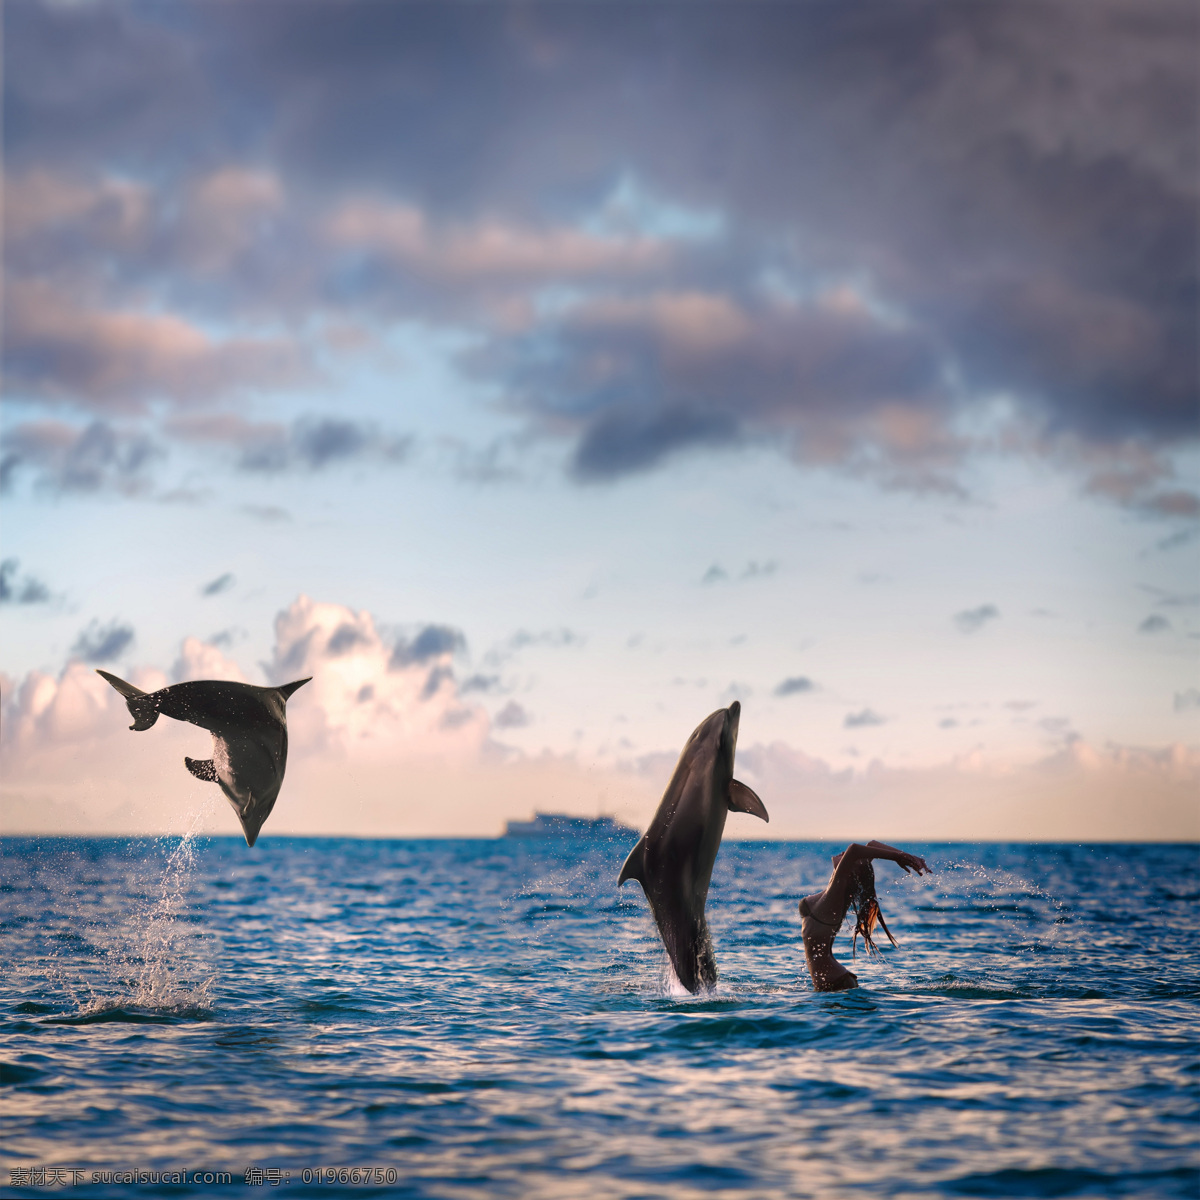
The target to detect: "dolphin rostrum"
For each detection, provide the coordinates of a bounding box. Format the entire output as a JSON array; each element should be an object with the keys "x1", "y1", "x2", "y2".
[
  {"x1": 618, "y1": 700, "x2": 768, "y2": 992},
  {"x1": 97, "y1": 670, "x2": 311, "y2": 847}
]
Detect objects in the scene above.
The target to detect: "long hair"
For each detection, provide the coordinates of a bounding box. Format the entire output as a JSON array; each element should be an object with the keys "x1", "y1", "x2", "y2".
[{"x1": 848, "y1": 859, "x2": 897, "y2": 958}]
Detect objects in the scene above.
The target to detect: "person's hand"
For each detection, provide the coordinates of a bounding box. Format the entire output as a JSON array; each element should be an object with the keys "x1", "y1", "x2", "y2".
[{"x1": 897, "y1": 851, "x2": 929, "y2": 875}]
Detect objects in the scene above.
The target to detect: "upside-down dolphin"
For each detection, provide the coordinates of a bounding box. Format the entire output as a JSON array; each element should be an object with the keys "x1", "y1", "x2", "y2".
[
  {"x1": 97, "y1": 670, "x2": 311, "y2": 847},
  {"x1": 618, "y1": 701, "x2": 768, "y2": 992}
]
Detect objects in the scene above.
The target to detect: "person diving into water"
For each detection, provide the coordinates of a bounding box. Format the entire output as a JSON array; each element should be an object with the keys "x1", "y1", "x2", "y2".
[{"x1": 799, "y1": 840, "x2": 930, "y2": 991}]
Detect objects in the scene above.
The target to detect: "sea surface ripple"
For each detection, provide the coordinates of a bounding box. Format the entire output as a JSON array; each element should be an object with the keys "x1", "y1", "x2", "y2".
[{"x1": 1, "y1": 837, "x2": 1197, "y2": 1198}]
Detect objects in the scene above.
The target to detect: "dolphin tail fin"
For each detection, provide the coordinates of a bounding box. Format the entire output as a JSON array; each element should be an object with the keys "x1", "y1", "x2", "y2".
[
  {"x1": 96, "y1": 669, "x2": 159, "y2": 731},
  {"x1": 277, "y1": 677, "x2": 312, "y2": 700},
  {"x1": 618, "y1": 839, "x2": 648, "y2": 887},
  {"x1": 728, "y1": 779, "x2": 769, "y2": 822},
  {"x1": 184, "y1": 756, "x2": 218, "y2": 783}
]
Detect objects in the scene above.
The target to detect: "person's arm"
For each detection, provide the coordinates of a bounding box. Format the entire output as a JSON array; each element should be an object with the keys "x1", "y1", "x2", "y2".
[
  {"x1": 817, "y1": 843, "x2": 873, "y2": 916},
  {"x1": 866, "y1": 841, "x2": 930, "y2": 875},
  {"x1": 811, "y1": 841, "x2": 930, "y2": 928}
]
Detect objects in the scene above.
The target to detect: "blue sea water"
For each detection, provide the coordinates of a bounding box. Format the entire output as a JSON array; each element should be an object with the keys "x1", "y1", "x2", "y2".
[{"x1": 1, "y1": 835, "x2": 1197, "y2": 1199}]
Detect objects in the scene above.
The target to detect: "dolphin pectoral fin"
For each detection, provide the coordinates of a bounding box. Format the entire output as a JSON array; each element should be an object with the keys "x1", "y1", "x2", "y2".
[
  {"x1": 96, "y1": 669, "x2": 159, "y2": 730},
  {"x1": 618, "y1": 840, "x2": 648, "y2": 887},
  {"x1": 727, "y1": 779, "x2": 769, "y2": 822},
  {"x1": 184, "y1": 756, "x2": 218, "y2": 783}
]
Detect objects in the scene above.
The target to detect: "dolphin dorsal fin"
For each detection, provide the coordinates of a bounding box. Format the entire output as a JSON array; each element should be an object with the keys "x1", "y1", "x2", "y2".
[
  {"x1": 618, "y1": 839, "x2": 648, "y2": 887},
  {"x1": 727, "y1": 779, "x2": 769, "y2": 822},
  {"x1": 277, "y1": 677, "x2": 312, "y2": 700}
]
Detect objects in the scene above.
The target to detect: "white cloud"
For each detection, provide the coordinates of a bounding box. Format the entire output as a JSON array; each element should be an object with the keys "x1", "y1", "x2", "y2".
[{"x1": 2, "y1": 595, "x2": 1197, "y2": 843}]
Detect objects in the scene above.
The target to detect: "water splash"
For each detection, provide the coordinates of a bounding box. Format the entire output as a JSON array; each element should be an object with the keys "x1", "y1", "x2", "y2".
[
  {"x1": 47, "y1": 798, "x2": 220, "y2": 1020},
  {"x1": 116, "y1": 801, "x2": 218, "y2": 1012}
]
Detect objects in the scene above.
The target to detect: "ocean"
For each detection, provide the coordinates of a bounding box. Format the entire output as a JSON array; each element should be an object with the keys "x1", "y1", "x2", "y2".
[{"x1": 1, "y1": 835, "x2": 1196, "y2": 1198}]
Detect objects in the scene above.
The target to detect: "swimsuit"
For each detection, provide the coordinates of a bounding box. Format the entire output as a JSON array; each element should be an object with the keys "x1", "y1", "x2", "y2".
[
  {"x1": 800, "y1": 896, "x2": 858, "y2": 989},
  {"x1": 799, "y1": 896, "x2": 842, "y2": 943}
]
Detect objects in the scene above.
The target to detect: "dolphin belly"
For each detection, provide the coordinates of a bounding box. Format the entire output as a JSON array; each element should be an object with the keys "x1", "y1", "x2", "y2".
[{"x1": 213, "y1": 730, "x2": 286, "y2": 847}]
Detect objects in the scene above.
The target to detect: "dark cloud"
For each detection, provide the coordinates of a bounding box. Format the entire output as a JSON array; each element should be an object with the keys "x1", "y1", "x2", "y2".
[
  {"x1": 391, "y1": 624, "x2": 466, "y2": 668},
  {"x1": 508, "y1": 628, "x2": 583, "y2": 651},
  {"x1": 71, "y1": 618, "x2": 135, "y2": 663},
  {"x1": 1174, "y1": 688, "x2": 1200, "y2": 713},
  {"x1": 328, "y1": 623, "x2": 371, "y2": 654},
  {"x1": 775, "y1": 677, "x2": 814, "y2": 697},
  {"x1": 165, "y1": 413, "x2": 411, "y2": 474},
  {"x1": 4, "y1": 1, "x2": 1195, "y2": 498},
  {"x1": 844, "y1": 708, "x2": 885, "y2": 728},
  {"x1": 1140, "y1": 584, "x2": 1200, "y2": 608},
  {"x1": 240, "y1": 504, "x2": 291, "y2": 523},
  {"x1": 460, "y1": 673, "x2": 501, "y2": 694},
  {"x1": 421, "y1": 664, "x2": 454, "y2": 699},
  {"x1": 200, "y1": 572, "x2": 234, "y2": 597},
  {"x1": 1138, "y1": 614, "x2": 1172, "y2": 634},
  {"x1": 2, "y1": 420, "x2": 161, "y2": 494},
  {"x1": 571, "y1": 405, "x2": 739, "y2": 481},
  {"x1": 741, "y1": 560, "x2": 777, "y2": 580},
  {"x1": 954, "y1": 604, "x2": 1000, "y2": 634},
  {"x1": 1036, "y1": 716, "x2": 1077, "y2": 742},
  {"x1": 0, "y1": 559, "x2": 51, "y2": 605},
  {"x1": 493, "y1": 700, "x2": 531, "y2": 729},
  {"x1": 702, "y1": 561, "x2": 777, "y2": 585},
  {"x1": 240, "y1": 420, "x2": 409, "y2": 473}
]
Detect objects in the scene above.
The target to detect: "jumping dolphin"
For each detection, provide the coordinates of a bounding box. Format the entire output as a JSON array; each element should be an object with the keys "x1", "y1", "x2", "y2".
[
  {"x1": 96, "y1": 670, "x2": 311, "y2": 847},
  {"x1": 618, "y1": 701, "x2": 768, "y2": 992}
]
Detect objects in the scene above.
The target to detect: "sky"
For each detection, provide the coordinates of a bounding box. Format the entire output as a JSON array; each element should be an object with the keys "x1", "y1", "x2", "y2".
[{"x1": 1, "y1": 0, "x2": 1197, "y2": 841}]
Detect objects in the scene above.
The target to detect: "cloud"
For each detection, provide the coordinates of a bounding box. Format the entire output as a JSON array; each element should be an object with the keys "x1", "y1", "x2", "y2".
[
  {"x1": 171, "y1": 636, "x2": 247, "y2": 684},
  {"x1": 1174, "y1": 689, "x2": 1200, "y2": 713},
  {"x1": 493, "y1": 700, "x2": 531, "y2": 729},
  {"x1": 2, "y1": 419, "x2": 161, "y2": 494},
  {"x1": 390, "y1": 624, "x2": 467, "y2": 668},
  {"x1": 954, "y1": 604, "x2": 1001, "y2": 634},
  {"x1": 70, "y1": 619, "x2": 135, "y2": 663},
  {"x1": 170, "y1": 414, "x2": 412, "y2": 473},
  {"x1": 261, "y1": 597, "x2": 486, "y2": 756},
  {"x1": 0, "y1": 560, "x2": 52, "y2": 605},
  {"x1": 4, "y1": 1, "x2": 1195, "y2": 502},
  {"x1": 741, "y1": 560, "x2": 777, "y2": 580},
  {"x1": 486, "y1": 628, "x2": 584, "y2": 665},
  {"x1": 571, "y1": 402, "x2": 740, "y2": 481},
  {"x1": 3, "y1": 600, "x2": 1197, "y2": 840},
  {"x1": 240, "y1": 504, "x2": 291, "y2": 523},
  {"x1": 460, "y1": 673, "x2": 501, "y2": 694},
  {"x1": 1139, "y1": 614, "x2": 1172, "y2": 634},
  {"x1": 1140, "y1": 585, "x2": 1200, "y2": 608},
  {"x1": 200, "y1": 572, "x2": 235, "y2": 597},
  {"x1": 702, "y1": 561, "x2": 778, "y2": 585},
  {"x1": 326, "y1": 196, "x2": 666, "y2": 292},
  {"x1": 1036, "y1": 716, "x2": 1077, "y2": 742},
  {"x1": 4, "y1": 280, "x2": 310, "y2": 413},
  {"x1": 844, "y1": 708, "x2": 885, "y2": 729},
  {"x1": 730, "y1": 738, "x2": 1200, "y2": 841},
  {"x1": 774, "y1": 676, "x2": 814, "y2": 697}
]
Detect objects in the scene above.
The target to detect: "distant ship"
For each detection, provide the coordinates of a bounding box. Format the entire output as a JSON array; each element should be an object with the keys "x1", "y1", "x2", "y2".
[{"x1": 503, "y1": 812, "x2": 639, "y2": 839}]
